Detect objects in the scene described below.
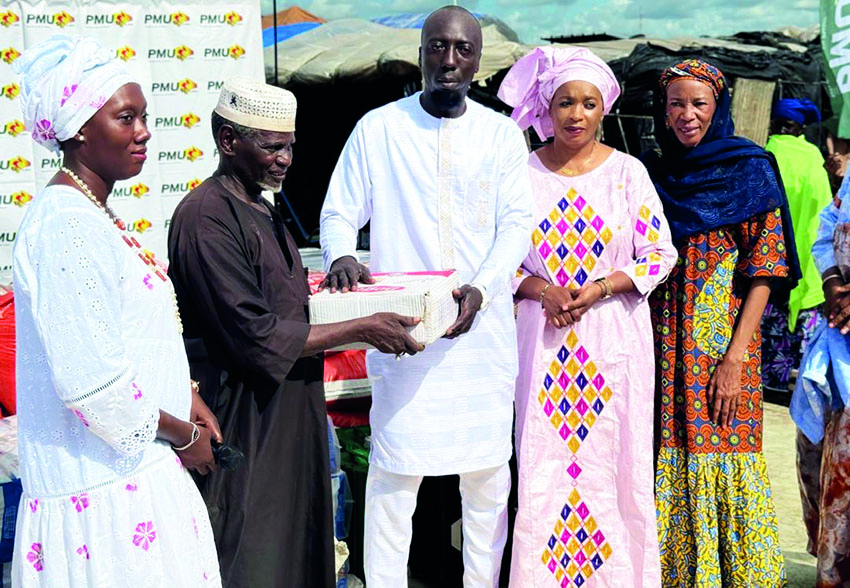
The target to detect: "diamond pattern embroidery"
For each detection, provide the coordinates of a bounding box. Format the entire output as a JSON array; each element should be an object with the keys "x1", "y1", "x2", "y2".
[
  {"x1": 537, "y1": 331, "x2": 612, "y2": 452},
  {"x1": 634, "y1": 252, "x2": 663, "y2": 278},
  {"x1": 541, "y1": 489, "x2": 613, "y2": 587},
  {"x1": 635, "y1": 205, "x2": 661, "y2": 244},
  {"x1": 538, "y1": 330, "x2": 613, "y2": 585},
  {"x1": 531, "y1": 189, "x2": 612, "y2": 287}
]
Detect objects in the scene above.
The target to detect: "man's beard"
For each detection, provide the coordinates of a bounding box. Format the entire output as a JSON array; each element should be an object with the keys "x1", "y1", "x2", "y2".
[
  {"x1": 257, "y1": 180, "x2": 282, "y2": 193},
  {"x1": 430, "y1": 88, "x2": 465, "y2": 110}
]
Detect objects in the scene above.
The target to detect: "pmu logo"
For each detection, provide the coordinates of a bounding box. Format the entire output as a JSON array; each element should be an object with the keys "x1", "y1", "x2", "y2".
[
  {"x1": 131, "y1": 183, "x2": 149, "y2": 197},
  {"x1": 158, "y1": 146, "x2": 203, "y2": 162},
  {"x1": 116, "y1": 46, "x2": 136, "y2": 61},
  {"x1": 151, "y1": 78, "x2": 197, "y2": 95},
  {"x1": 204, "y1": 45, "x2": 245, "y2": 60},
  {"x1": 2, "y1": 83, "x2": 19, "y2": 100},
  {"x1": 153, "y1": 112, "x2": 200, "y2": 129},
  {"x1": 207, "y1": 80, "x2": 224, "y2": 92},
  {"x1": 86, "y1": 11, "x2": 132, "y2": 26},
  {"x1": 10, "y1": 191, "x2": 32, "y2": 207},
  {"x1": 0, "y1": 232, "x2": 16, "y2": 244},
  {"x1": 0, "y1": 10, "x2": 20, "y2": 26},
  {"x1": 1, "y1": 120, "x2": 25, "y2": 137},
  {"x1": 111, "y1": 183, "x2": 149, "y2": 198},
  {"x1": 25, "y1": 11, "x2": 74, "y2": 27},
  {"x1": 162, "y1": 178, "x2": 202, "y2": 195},
  {"x1": 144, "y1": 12, "x2": 188, "y2": 26},
  {"x1": 0, "y1": 156, "x2": 31, "y2": 173},
  {"x1": 200, "y1": 11, "x2": 243, "y2": 26},
  {"x1": 40, "y1": 157, "x2": 62, "y2": 169},
  {"x1": 181, "y1": 113, "x2": 200, "y2": 128},
  {"x1": 132, "y1": 218, "x2": 152, "y2": 233},
  {"x1": 1, "y1": 47, "x2": 20, "y2": 64},
  {"x1": 148, "y1": 45, "x2": 193, "y2": 61}
]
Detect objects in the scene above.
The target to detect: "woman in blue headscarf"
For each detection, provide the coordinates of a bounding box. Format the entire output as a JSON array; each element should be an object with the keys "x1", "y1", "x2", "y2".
[{"x1": 643, "y1": 59, "x2": 800, "y2": 587}]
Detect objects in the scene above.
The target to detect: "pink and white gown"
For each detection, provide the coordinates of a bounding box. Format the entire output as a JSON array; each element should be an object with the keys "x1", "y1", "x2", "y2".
[
  {"x1": 510, "y1": 150, "x2": 676, "y2": 588},
  {"x1": 12, "y1": 185, "x2": 221, "y2": 587}
]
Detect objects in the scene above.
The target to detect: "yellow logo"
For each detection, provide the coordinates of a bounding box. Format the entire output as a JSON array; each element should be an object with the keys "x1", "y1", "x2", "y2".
[
  {"x1": 9, "y1": 156, "x2": 31, "y2": 172},
  {"x1": 116, "y1": 46, "x2": 136, "y2": 61},
  {"x1": 131, "y1": 183, "x2": 149, "y2": 198},
  {"x1": 1, "y1": 47, "x2": 20, "y2": 64},
  {"x1": 1, "y1": 83, "x2": 19, "y2": 100},
  {"x1": 54, "y1": 11, "x2": 74, "y2": 27},
  {"x1": 184, "y1": 146, "x2": 203, "y2": 161},
  {"x1": 4, "y1": 120, "x2": 24, "y2": 137},
  {"x1": 180, "y1": 113, "x2": 200, "y2": 129},
  {"x1": 12, "y1": 191, "x2": 32, "y2": 207},
  {"x1": 134, "y1": 218, "x2": 152, "y2": 233},
  {"x1": 114, "y1": 11, "x2": 132, "y2": 26},
  {"x1": 228, "y1": 45, "x2": 245, "y2": 60},
  {"x1": 0, "y1": 10, "x2": 19, "y2": 26},
  {"x1": 187, "y1": 178, "x2": 202, "y2": 191},
  {"x1": 224, "y1": 11, "x2": 242, "y2": 25},
  {"x1": 171, "y1": 11, "x2": 189, "y2": 26},
  {"x1": 175, "y1": 45, "x2": 193, "y2": 60},
  {"x1": 178, "y1": 78, "x2": 197, "y2": 93}
]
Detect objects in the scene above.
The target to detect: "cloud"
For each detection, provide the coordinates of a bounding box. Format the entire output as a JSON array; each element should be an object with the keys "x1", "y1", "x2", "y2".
[{"x1": 261, "y1": 0, "x2": 818, "y2": 43}]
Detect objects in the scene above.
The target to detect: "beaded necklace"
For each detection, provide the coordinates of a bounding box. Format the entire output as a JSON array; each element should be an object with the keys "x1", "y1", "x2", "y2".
[{"x1": 61, "y1": 166, "x2": 183, "y2": 334}]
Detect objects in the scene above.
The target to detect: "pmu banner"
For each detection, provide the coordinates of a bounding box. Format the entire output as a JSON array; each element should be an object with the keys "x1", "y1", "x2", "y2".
[
  {"x1": 823, "y1": 0, "x2": 850, "y2": 137},
  {"x1": 0, "y1": 0, "x2": 263, "y2": 283}
]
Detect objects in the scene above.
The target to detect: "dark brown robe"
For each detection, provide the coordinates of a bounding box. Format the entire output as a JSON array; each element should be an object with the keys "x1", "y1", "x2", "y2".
[{"x1": 167, "y1": 176, "x2": 334, "y2": 588}]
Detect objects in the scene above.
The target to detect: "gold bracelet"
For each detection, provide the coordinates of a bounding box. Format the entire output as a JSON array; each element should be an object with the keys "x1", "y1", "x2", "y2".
[
  {"x1": 594, "y1": 277, "x2": 613, "y2": 300},
  {"x1": 539, "y1": 283, "x2": 552, "y2": 305}
]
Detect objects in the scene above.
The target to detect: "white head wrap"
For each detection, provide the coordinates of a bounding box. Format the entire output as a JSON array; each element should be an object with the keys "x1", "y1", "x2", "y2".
[
  {"x1": 215, "y1": 77, "x2": 297, "y2": 133},
  {"x1": 13, "y1": 35, "x2": 137, "y2": 153}
]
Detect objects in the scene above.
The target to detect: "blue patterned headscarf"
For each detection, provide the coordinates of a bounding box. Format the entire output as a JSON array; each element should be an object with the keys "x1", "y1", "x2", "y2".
[{"x1": 641, "y1": 59, "x2": 801, "y2": 285}]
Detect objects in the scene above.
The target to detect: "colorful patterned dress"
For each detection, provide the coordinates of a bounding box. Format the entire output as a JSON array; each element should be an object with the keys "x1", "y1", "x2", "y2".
[
  {"x1": 510, "y1": 150, "x2": 677, "y2": 587},
  {"x1": 651, "y1": 209, "x2": 789, "y2": 587}
]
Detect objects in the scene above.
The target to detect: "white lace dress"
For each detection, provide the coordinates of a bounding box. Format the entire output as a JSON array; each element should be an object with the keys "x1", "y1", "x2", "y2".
[{"x1": 11, "y1": 185, "x2": 221, "y2": 587}]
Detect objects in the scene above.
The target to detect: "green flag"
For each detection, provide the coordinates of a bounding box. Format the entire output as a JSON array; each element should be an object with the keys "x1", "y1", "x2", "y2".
[{"x1": 823, "y1": 0, "x2": 850, "y2": 136}]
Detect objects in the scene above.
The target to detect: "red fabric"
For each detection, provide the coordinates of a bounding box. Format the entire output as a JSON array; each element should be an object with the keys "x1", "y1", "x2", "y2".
[
  {"x1": 324, "y1": 350, "x2": 367, "y2": 382},
  {"x1": 0, "y1": 292, "x2": 15, "y2": 416}
]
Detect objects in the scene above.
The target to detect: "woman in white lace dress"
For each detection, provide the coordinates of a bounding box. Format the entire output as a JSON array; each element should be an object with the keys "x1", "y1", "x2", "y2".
[{"x1": 11, "y1": 36, "x2": 221, "y2": 587}]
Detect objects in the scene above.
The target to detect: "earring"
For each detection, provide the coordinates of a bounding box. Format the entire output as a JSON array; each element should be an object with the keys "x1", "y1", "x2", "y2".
[{"x1": 76, "y1": 134, "x2": 85, "y2": 142}]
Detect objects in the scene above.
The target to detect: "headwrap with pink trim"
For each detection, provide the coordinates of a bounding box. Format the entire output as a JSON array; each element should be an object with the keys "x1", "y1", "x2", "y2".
[{"x1": 14, "y1": 35, "x2": 136, "y2": 153}]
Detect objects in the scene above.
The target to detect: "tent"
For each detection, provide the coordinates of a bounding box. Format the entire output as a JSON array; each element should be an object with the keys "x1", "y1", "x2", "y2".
[
  {"x1": 261, "y1": 5, "x2": 325, "y2": 48},
  {"x1": 264, "y1": 21, "x2": 825, "y2": 244}
]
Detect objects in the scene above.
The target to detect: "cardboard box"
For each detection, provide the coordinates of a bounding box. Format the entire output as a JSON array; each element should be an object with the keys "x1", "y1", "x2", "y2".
[{"x1": 309, "y1": 271, "x2": 459, "y2": 348}]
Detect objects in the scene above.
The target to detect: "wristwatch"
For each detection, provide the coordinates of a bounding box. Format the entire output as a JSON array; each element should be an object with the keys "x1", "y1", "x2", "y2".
[
  {"x1": 593, "y1": 277, "x2": 613, "y2": 300},
  {"x1": 469, "y1": 283, "x2": 490, "y2": 311}
]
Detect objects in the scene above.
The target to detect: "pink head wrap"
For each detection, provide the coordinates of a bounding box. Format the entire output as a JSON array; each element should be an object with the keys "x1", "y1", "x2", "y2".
[{"x1": 497, "y1": 46, "x2": 620, "y2": 139}]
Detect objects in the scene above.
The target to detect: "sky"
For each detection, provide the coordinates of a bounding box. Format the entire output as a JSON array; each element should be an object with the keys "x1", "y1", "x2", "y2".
[{"x1": 262, "y1": 0, "x2": 820, "y2": 44}]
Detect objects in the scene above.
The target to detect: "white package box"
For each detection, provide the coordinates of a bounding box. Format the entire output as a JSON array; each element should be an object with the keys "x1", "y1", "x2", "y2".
[{"x1": 309, "y1": 271, "x2": 459, "y2": 348}]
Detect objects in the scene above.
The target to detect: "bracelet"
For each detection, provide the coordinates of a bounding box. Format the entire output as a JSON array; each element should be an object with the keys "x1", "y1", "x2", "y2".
[
  {"x1": 594, "y1": 277, "x2": 613, "y2": 300},
  {"x1": 173, "y1": 422, "x2": 200, "y2": 452},
  {"x1": 823, "y1": 274, "x2": 844, "y2": 286},
  {"x1": 539, "y1": 283, "x2": 552, "y2": 305}
]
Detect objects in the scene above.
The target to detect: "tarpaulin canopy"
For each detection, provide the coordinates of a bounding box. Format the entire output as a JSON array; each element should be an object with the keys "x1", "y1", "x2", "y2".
[{"x1": 264, "y1": 18, "x2": 531, "y2": 85}]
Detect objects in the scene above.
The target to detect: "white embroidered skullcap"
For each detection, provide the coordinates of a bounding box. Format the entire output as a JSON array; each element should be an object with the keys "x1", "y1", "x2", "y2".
[
  {"x1": 14, "y1": 35, "x2": 137, "y2": 153},
  {"x1": 214, "y1": 77, "x2": 296, "y2": 133}
]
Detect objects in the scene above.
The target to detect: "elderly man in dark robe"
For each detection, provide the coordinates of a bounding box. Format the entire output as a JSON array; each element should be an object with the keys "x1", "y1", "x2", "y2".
[{"x1": 167, "y1": 77, "x2": 422, "y2": 588}]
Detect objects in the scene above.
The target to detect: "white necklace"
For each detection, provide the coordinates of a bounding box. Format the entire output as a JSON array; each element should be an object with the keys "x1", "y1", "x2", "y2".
[{"x1": 61, "y1": 167, "x2": 183, "y2": 334}]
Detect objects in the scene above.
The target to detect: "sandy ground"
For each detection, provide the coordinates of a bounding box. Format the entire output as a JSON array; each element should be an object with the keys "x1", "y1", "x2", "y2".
[{"x1": 763, "y1": 401, "x2": 817, "y2": 587}]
